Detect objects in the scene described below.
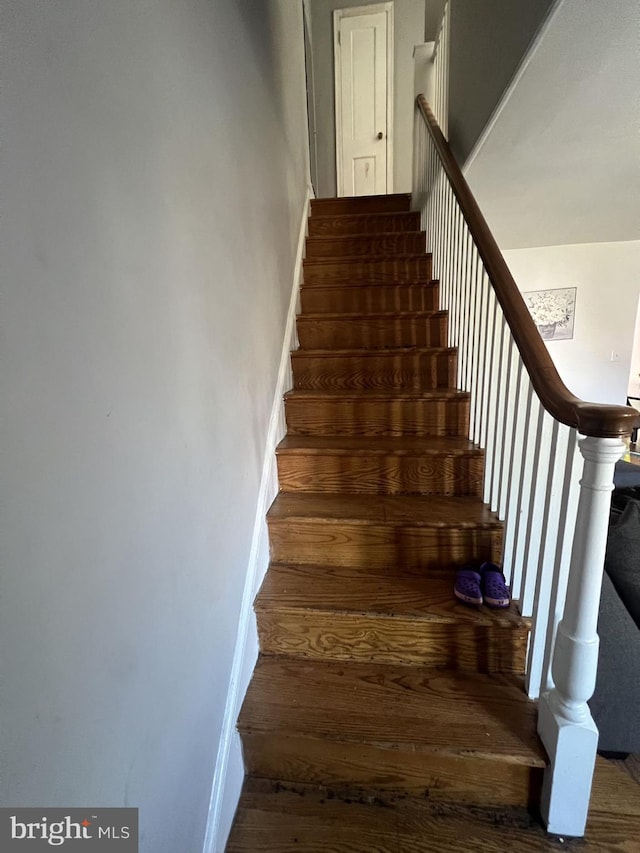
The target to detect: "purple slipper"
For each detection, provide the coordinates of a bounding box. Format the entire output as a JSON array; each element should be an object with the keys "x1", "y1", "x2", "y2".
[
  {"x1": 454, "y1": 568, "x2": 483, "y2": 607},
  {"x1": 480, "y1": 562, "x2": 510, "y2": 608}
]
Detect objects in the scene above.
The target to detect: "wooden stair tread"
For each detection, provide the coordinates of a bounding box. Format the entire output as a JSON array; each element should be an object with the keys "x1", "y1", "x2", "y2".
[
  {"x1": 284, "y1": 388, "x2": 468, "y2": 402},
  {"x1": 298, "y1": 310, "x2": 446, "y2": 320},
  {"x1": 267, "y1": 492, "x2": 501, "y2": 528},
  {"x1": 227, "y1": 774, "x2": 640, "y2": 852},
  {"x1": 257, "y1": 564, "x2": 526, "y2": 628},
  {"x1": 310, "y1": 210, "x2": 418, "y2": 222},
  {"x1": 304, "y1": 253, "x2": 431, "y2": 265},
  {"x1": 308, "y1": 229, "x2": 424, "y2": 237},
  {"x1": 292, "y1": 346, "x2": 454, "y2": 357},
  {"x1": 300, "y1": 278, "x2": 437, "y2": 289},
  {"x1": 238, "y1": 657, "x2": 547, "y2": 766},
  {"x1": 228, "y1": 192, "x2": 551, "y2": 847},
  {"x1": 276, "y1": 435, "x2": 482, "y2": 456},
  {"x1": 308, "y1": 211, "x2": 421, "y2": 235},
  {"x1": 311, "y1": 194, "x2": 411, "y2": 214},
  {"x1": 306, "y1": 231, "x2": 424, "y2": 243},
  {"x1": 312, "y1": 193, "x2": 412, "y2": 204}
]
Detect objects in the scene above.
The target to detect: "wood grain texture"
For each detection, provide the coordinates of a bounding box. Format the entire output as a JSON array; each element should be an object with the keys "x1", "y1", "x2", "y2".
[
  {"x1": 589, "y1": 757, "x2": 640, "y2": 817},
  {"x1": 267, "y1": 491, "x2": 502, "y2": 527},
  {"x1": 300, "y1": 282, "x2": 440, "y2": 315},
  {"x1": 308, "y1": 210, "x2": 421, "y2": 236},
  {"x1": 268, "y1": 520, "x2": 502, "y2": 572},
  {"x1": 303, "y1": 255, "x2": 432, "y2": 285},
  {"x1": 227, "y1": 773, "x2": 640, "y2": 852},
  {"x1": 296, "y1": 312, "x2": 448, "y2": 350},
  {"x1": 284, "y1": 390, "x2": 470, "y2": 437},
  {"x1": 241, "y1": 734, "x2": 543, "y2": 811},
  {"x1": 239, "y1": 657, "x2": 546, "y2": 765},
  {"x1": 311, "y1": 194, "x2": 411, "y2": 216},
  {"x1": 226, "y1": 190, "x2": 549, "y2": 847},
  {"x1": 267, "y1": 492, "x2": 502, "y2": 574},
  {"x1": 291, "y1": 347, "x2": 456, "y2": 392},
  {"x1": 267, "y1": 492, "x2": 503, "y2": 571},
  {"x1": 305, "y1": 232, "x2": 426, "y2": 258},
  {"x1": 257, "y1": 564, "x2": 524, "y2": 627},
  {"x1": 256, "y1": 566, "x2": 526, "y2": 671},
  {"x1": 257, "y1": 611, "x2": 527, "y2": 672},
  {"x1": 276, "y1": 437, "x2": 483, "y2": 495}
]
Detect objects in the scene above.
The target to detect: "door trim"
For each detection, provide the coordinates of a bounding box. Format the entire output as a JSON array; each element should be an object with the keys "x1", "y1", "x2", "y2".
[{"x1": 333, "y1": 2, "x2": 394, "y2": 197}]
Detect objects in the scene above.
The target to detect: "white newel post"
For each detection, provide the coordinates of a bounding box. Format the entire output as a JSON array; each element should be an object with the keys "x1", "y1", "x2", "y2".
[{"x1": 538, "y1": 435, "x2": 625, "y2": 837}]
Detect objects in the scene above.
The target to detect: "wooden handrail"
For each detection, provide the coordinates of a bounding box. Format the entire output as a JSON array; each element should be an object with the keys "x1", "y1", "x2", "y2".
[{"x1": 417, "y1": 95, "x2": 637, "y2": 438}]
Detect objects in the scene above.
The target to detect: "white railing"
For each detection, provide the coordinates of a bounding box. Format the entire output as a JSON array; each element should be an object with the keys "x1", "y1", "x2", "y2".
[{"x1": 413, "y1": 96, "x2": 636, "y2": 837}]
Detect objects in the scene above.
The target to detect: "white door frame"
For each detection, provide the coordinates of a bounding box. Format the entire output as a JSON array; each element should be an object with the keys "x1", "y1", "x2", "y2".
[{"x1": 333, "y1": 2, "x2": 394, "y2": 197}]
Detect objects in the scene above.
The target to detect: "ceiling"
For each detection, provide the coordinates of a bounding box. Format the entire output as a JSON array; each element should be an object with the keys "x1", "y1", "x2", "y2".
[{"x1": 464, "y1": 0, "x2": 640, "y2": 250}]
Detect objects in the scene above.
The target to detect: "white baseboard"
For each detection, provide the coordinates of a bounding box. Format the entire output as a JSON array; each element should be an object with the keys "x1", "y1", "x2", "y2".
[{"x1": 202, "y1": 187, "x2": 312, "y2": 853}]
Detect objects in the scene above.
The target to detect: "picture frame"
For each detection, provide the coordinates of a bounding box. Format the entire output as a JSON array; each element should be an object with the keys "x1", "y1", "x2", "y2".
[{"x1": 523, "y1": 287, "x2": 577, "y2": 341}]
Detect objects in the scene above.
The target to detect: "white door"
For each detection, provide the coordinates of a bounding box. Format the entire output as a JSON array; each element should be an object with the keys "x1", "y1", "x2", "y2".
[{"x1": 334, "y1": 4, "x2": 393, "y2": 197}]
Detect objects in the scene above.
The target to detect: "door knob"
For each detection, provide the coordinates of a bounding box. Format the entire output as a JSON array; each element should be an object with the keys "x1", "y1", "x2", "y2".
[{"x1": 377, "y1": 131, "x2": 384, "y2": 139}]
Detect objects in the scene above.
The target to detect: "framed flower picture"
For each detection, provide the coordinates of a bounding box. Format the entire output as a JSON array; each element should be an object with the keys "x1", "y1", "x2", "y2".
[{"x1": 523, "y1": 287, "x2": 576, "y2": 341}]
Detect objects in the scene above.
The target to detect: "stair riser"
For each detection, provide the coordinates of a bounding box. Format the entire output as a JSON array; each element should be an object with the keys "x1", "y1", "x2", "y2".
[
  {"x1": 300, "y1": 283, "x2": 439, "y2": 314},
  {"x1": 308, "y1": 212, "x2": 421, "y2": 236},
  {"x1": 291, "y1": 351, "x2": 456, "y2": 392},
  {"x1": 241, "y1": 733, "x2": 543, "y2": 807},
  {"x1": 285, "y1": 398, "x2": 470, "y2": 437},
  {"x1": 297, "y1": 315, "x2": 447, "y2": 350},
  {"x1": 268, "y1": 520, "x2": 502, "y2": 572},
  {"x1": 305, "y1": 233, "x2": 426, "y2": 258},
  {"x1": 276, "y1": 454, "x2": 483, "y2": 496},
  {"x1": 303, "y1": 256, "x2": 431, "y2": 285},
  {"x1": 257, "y1": 613, "x2": 527, "y2": 673},
  {"x1": 311, "y1": 195, "x2": 411, "y2": 216}
]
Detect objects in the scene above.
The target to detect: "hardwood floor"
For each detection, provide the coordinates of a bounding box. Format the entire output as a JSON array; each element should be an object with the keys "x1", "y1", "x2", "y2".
[{"x1": 227, "y1": 759, "x2": 640, "y2": 852}]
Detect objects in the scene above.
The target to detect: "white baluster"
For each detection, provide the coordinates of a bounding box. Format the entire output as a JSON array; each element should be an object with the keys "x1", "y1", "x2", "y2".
[
  {"x1": 519, "y1": 406, "x2": 554, "y2": 614},
  {"x1": 496, "y1": 339, "x2": 518, "y2": 520},
  {"x1": 444, "y1": 186, "x2": 455, "y2": 319},
  {"x1": 488, "y1": 320, "x2": 510, "y2": 511},
  {"x1": 541, "y1": 428, "x2": 581, "y2": 691},
  {"x1": 462, "y1": 243, "x2": 478, "y2": 393},
  {"x1": 451, "y1": 208, "x2": 463, "y2": 349},
  {"x1": 507, "y1": 381, "x2": 536, "y2": 603},
  {"x1": 538, "y1": 435, "x2": 625, "y2": 837},
  {"x1": 483, "y1": 313, "x2": 506, "y2": 506},
  {"x1": 526, "y1": 420, "x2": 569, "y2": 699},
  {"x1": 470, "y1": 269, "x2": 488, "y2": 444},
  {"x1": 478, "y1": 288, "x2": 497, "y2": 450},
  {"x1": 458, "y1": 230, "x2": 472, "y2": 390}
]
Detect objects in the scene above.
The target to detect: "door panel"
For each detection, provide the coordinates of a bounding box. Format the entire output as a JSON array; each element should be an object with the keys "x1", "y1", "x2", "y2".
[{"x1": 335, "y1": 6, "x2": 392, "y2": 197}]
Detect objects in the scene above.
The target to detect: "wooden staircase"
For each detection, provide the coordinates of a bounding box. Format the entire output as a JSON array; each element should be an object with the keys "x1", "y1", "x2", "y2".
[{"x1": 227, "y1": 194, "x2": 548, "y2": 850}]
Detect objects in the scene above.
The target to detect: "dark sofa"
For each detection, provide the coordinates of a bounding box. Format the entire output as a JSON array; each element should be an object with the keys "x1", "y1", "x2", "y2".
[{"x1": 589, "y1": 486, "x2": 640, "y2": 754}]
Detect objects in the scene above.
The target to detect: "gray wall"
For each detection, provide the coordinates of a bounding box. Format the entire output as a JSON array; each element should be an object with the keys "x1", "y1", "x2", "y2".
[
  {"x1": 448, "y1": 0, "x2": 556, "y2": 164},
  {"x1": 0, "y1": 2, "x2": 309, "y2": 851},
  {"x1": 425, "y1": 0, "x2": 447, "y2": 39},
  {"x1": 310, "y1": 0, "x2": 426, "y2": 197}
]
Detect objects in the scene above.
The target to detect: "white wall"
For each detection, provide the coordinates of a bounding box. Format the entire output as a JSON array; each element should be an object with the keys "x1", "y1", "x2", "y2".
[
  {"x1": 424, "y1": 0, "x2": 447, "y2": 40},
  {"x1": 628, "y1": 305, "x2": 640, "y2": 399},
  {"x1": 448, "y1": 0, "x2": 556, "y2": 164},
  {"x1": 503, "y1": 242, "x2": 640, "y2": 405},
  {"x1": 309, "y1": 0, "x2": 426, "y2": 197},
  {"x1": 464, "y1": 0, "x2": 640, "y2": 250},
  {"x1": 0, "y1": 2, "x2": 309, "y2": 852}
]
